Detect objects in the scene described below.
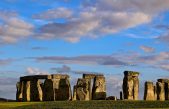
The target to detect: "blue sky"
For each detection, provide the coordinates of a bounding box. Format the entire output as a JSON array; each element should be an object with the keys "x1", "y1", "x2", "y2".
[{"x1": 0, "y1": 0, "x2": 169, "y2": 99}]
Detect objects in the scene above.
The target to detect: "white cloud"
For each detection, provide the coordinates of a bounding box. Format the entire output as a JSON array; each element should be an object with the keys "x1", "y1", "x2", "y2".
[
  {"x1": 0, "y1": 10, "x2": 17, "y2": 20},
  {"x1": 90, "y1": 0, "x2": 169, "y2": 15},
  {"x1": 158, "y1": 63, "x2": 169, "y2": 71},
  {"x1": 32, "y1": 55, "x2": 128, "y2": 66},
  {"x1": 138, "y1": 52, "x2": 169, "y2": 64},
  {"x1": 1, "y1": 0, "x2": 169, "y2": 43},
  {"x1": 0, "y1": 17, "x2": 34, "y2": 44},
  {"x1": 33, "y1": 0, "x2": 169, "y2": 42},
  {"x1": 0, "y1": 58, "x2": 13, "y2": 66},
  {"x1": 140, "y1": 45, "x2": 155, "y2": 53},
  {"x1": 26, "y1": 67, "x2": 49, "y2": 75},
  {"x1": 28, "y1": 51, "x2": 169, "y2": 72},
  {"x1": 33, "y1": 7, "x2": 73, "y2": 20},
  {"x1": 159, "y1": 32, "x2": 169, "y2": 44},
  {"x1": 51, "y1": 65, "x2": 71, "y2": 73},
  {"x1": 36, "y1": 11, "x2": 151, "y2": 42}
]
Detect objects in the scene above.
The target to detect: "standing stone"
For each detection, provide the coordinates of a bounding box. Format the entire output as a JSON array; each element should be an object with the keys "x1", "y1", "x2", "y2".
[
  {"x1": 154, "y1": 85, "x2": 157, "y2": 100},
  {"x1": 43, "y1": 79, "x2": 55, "y2": 101},
  {"x1": 55, "y1": 78, "x2": 72, "y2": 100},
  {"x1": 17, "y1": 75, "x2": 51, "y2": 102},
  {"x1": 157, "y1": 79, "x2": 169, "y2": 100},
  {"x1": 133, "y1": 76, "x2": 139, "y2": 100},
  {"x1": 165, "y1": 82, "x2": 169, "y2": 100},
  {"x1": 122, "y1": 71, "x2": 139, "y2": 100},
  {"x1": 83, "y1": 74, "x2": 94, "y2": 100},
  {"x1": 120, "y1": 91, "x2": 123, "y2": 100},
  {"x1": 52, "y1": 74, "x2": 72, "y2": 101},
  {"x1": 76, "y1": 78, "x2": 90, "y2": 100},
  {"x1": 156, "y1": 82, "x2": 165, "y2": 101},
  {"x1": 83, "y1": 74, "x2": 105, "y2": 100},
  {"x1": 92, "y1": 75, "x2": 106, "y2": 100},
  {"x1": 43, "y1": 74, "x2": 72, "y2": 101},
  {"x1": 72, "y1": 85, "x2": 77, "y2": 101},
  {"x1": 144, "y1": 81, "x2": 155, "y2": 100},
  {"x1": 123, "y1": 75, "x2": 133, "y2": 100},
  {"x1": 23, "y1": 81, "x2": 30, "y2": 101},
  {"x1": 16, "y1": 82, "x2": 23, "y2": 101},
  {"x1": 30, "y1": 79, "x2": 43, "y2": 101}
]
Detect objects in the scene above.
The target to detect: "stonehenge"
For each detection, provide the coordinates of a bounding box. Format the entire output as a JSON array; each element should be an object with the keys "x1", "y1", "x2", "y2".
[
  {"x1": 16, "y1": 73, "x2": 106, "y2": 102},
  {"x1": 16, "y1": 74, "x2": 72, "y2": 102},
  {"x1": 16, "y1": 71, "x2": 169, "y2": 101},
  {"x1": 122, "y1": 71, "x2": 139, "y2": 100}
]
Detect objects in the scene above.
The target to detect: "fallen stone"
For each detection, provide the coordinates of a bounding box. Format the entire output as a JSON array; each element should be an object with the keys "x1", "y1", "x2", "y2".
[{"x1": 106, "y1": 96, "x2": 117, "y2": 100}]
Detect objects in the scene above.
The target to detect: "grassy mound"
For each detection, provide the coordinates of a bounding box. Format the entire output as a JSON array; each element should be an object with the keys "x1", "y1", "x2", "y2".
[{"x1": 0, "y1": 100, "x2": 169, "y2": 109}]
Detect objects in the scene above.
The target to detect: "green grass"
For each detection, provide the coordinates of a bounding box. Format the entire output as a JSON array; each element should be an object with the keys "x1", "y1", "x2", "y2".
[{"x1": 0, "y1": 100, "x2": 169, "y2": 109}]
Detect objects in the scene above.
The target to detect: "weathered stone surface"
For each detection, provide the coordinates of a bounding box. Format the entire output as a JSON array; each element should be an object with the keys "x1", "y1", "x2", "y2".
[
  {"x1": 83, "y1": 74, "x2": 103, "y2": 79},
  {"x1": 123, "y1": 71, "x2": 139, "y2": 100},
  {"x1": 157, "y1": 79, "x2": 169, "y2": 100},
  {"x1": 30, "y1": 79, "x2": 43, "y2": 101},
  {"x1": 16, "y1": 82, "x2": 23, "y2": 101},
  {"x1": 92, "y1": 75, "x2": 106, "y2": 100},
  {"x1": 83, "y1": 74, "x2": 98, "y2": 100},
  {"x1": 133, "y1": 76, "x2": 139, "y2": 100},
  {"x1": 51, "y1": 74, "x2": 69, "y2": 79},
  {"x1": 23, "y1": 81, "x2": 30, "y2": 101},
  {"x1": 106, "y1": 96, "x2": 117, "y2": 100},
  {"x1": 124, "y1": 71, "x2": 139, "y2": 77},
  {"x1": 157, "y1": 79, "x2": 169, "y2": 83},
  {"x1": 144, "y1": 81, "x2": 155, "y2": 100},
  {"x1": 76, "y1": 78, "x2": 90, "y2": 100},
  {"x1": 123, "y1": 75, "x2": 134, "y2": 100},
  {"x1": 156, "y1": 82, "x2": 165, "y2": 101}
]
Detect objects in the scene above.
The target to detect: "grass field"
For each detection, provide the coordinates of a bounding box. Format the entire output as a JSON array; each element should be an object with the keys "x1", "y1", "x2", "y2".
[{"x1": 0, "y1": 100, "x2": 169, "y2": 109}]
